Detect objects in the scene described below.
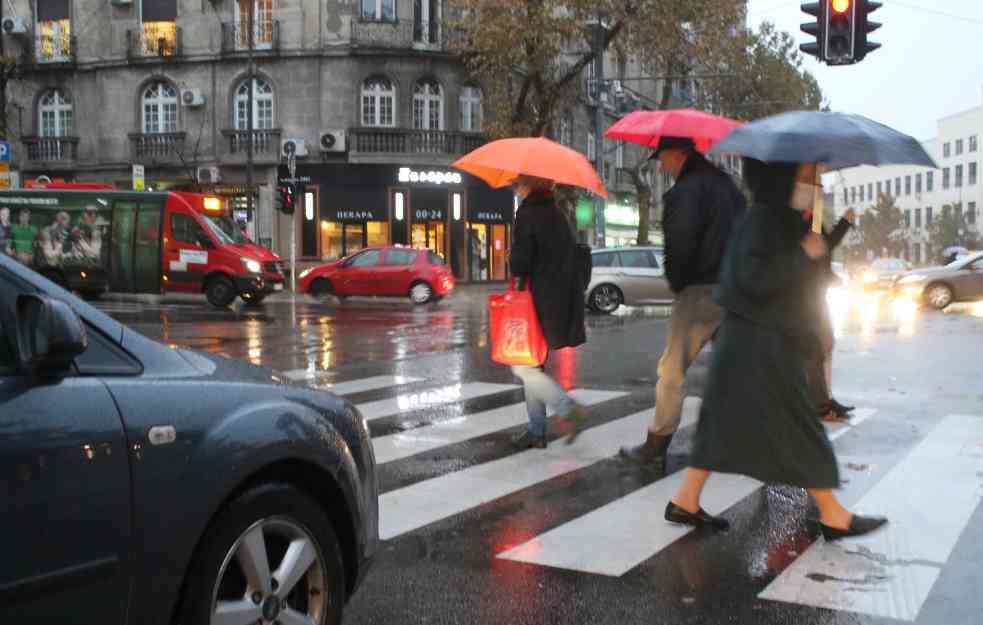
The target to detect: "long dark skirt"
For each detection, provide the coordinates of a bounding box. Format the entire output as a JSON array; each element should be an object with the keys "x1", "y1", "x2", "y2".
[{"x1": 689, "y1": 312, "x2": 840, "y2": 489}]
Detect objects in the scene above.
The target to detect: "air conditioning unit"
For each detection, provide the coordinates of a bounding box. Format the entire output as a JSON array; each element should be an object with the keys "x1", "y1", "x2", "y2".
[
  {"x1": 319, "y1": 130, "x2": 346, "y2": 153},
  {"x1": 281, "y1": 138, "x2": 308, "y2": 158},
  {"x1": 1, "y1": 17, "x2": 28, "y2": 35},
  {"x1": 611, "y1": 80, "x2": 624, "y2": 96},
  {"x1": 181, "y1": 89, "x2": 206, "y2": 107},
  {"x1": 197, "y1": 166, "x2": 220, "y2": 184}
]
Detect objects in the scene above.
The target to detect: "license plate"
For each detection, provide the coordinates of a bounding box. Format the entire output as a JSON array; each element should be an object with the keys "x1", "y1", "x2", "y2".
[{"x1": 274, "y1": 283, "x2": 284, "y2": 291}]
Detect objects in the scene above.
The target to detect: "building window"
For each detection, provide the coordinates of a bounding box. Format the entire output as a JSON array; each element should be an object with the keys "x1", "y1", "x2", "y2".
[
  {"x1": 895, "y1": 177, "x2": 901, "y2": 196},
  {"x1": 142, "y1": 81, "x2": 178, "y2": 134},
  {"x1": 970, "y1": 162, "x2": 978, "y2": 185},
  {"x1": 414, "y1": 0, "x2": 439, "y2": 45},
  {"x1": 361, "y1": 77, "x2": 395, "y2": 127},
  {"x1": 850, "y1": 187, "x2": 856, "y2": 203},
  {"x1": 876, "y1": 181, "x2": 882, "y2": 196},
  {"x1": 943, "y1": 142, "x2": 951, "y2": 158},
  {"x1": 955, "y1": 203, "x2": 963, "y2": 220},
  {"x1": 927, "y1": 171, "x2": 934, "y2": 191},
  {"x1": 904, "y1": 209, "x2": 911, "y2": 228},
  {"x1": 915, "y1": 208, "x2": 922, "y2": 228},
  {"x1": 587, "y1": 132, "x2": 596, "y2": 162},
  {"x1": 459, "y1": 86, "x2": 482, "y2": 132},
  {"x1": 943, "y1": 168, "x2": 950, "y2": 189},
  {"x1": 140, "y1": 0, "x2": 178, "y2": 56},
  {"x1": 559, "y1": 117, "x2": 571, "y2": 146},
  {"x1": 926, "y1": 206, "x2": 933, "y2": 225},
  {"x1": 956, "y1": 139, "x2": 964, "y2": 155},
  {"x1": 915, "y1": 173, "x2": 922, "y2": 194},
  {"x1": 843, "y1": 188, "x2": 848, "y2": 205},
  {"x1": 38, "y1": 89, "x2": 73, "y2": 137},
  {"x1": 234, "y1": 78, "x2": 275, "y2": 130},
  {"x1": 955, "y1": 165, "x2": 963, "y2": 188},
  {"x1": 412, "y1": 79, "x2": 443, "y2": 131},
  {"x1": 361, "y1": 0, "x2": 395, "y2": 21},
  {"x1": 867, "y1": 183, "x2": 873, "y2": 200},
  {"x1": 971, "y1": 136, "x2": 978, "y2": 152},
  {"x1": 36, "y1": 0, "x2": 72, "y2": 62},
  {"x1": 858, "y1": 186, "x2": 864, "y2": 203},
  {"x1": 235, "y1": 0, "x2": 275, "y2": 49},
  {"x1": 969, "y1": 202, "x2": 977, "y2": 225}
]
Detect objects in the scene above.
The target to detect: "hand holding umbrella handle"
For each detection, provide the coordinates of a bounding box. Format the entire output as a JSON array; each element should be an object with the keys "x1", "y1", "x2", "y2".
[{"x1": 801, "y1": 233, "x2": 829, "y2": 260}]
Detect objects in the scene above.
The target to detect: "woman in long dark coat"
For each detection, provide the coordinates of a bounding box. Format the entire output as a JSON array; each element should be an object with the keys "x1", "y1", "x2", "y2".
[
  {"x1": 665, "y1": 159, "x2": 887, "y2": 541},
  {"x1": 508, "y1": 175, "x2": 589, "y2": 449}
]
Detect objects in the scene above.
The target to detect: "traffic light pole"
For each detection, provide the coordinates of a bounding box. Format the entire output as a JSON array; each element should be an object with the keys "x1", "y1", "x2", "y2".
[
  {"x1": 246, "y1": 4, "x2": 255, "y2": 240},
  {"x1": 287, "y1": 151, "x2": 296, "y2": 293},
  {"x1": 592, "y1": 16, "x2": 606, "y2": 248}
]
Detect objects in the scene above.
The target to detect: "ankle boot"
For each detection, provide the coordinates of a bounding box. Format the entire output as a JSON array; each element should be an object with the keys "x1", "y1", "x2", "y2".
[{"x1": 619, "y1": 431, "x2": 673, "y2": 469}]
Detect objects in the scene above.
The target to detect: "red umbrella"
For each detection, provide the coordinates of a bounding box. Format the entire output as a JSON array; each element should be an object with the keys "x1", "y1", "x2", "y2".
[{"x1": 605, "y1": 109, "x2": 743, "y2": 153}]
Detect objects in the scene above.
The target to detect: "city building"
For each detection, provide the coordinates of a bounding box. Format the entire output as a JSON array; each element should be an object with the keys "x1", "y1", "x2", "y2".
[{"x1": 831, "y1": 91, "x2": 983, "y2": 265}]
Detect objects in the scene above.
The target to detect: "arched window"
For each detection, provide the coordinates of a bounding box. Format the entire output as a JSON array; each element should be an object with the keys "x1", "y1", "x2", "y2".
[
  {"x1": 361, "y1": 77, "x2": 395, "y2": 127},
  {"x1": 459, "y1": 86, "x2": 482, "y2": 132},
  {"x1": 413, "y1": 79, "x2": 443, "y2": 131},
  {"x1": 235, "y1": 78, "x2": 275, "y2": 130},
  {"x1": 142, "y1": 81, "x2": 178, "y2": 134},
  {"x1": 39, "y1": 89, "x2": 73, "y2": 137}
]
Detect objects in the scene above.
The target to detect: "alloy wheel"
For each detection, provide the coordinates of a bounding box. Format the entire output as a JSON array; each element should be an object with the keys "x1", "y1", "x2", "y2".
[
  {"x1": 927, "y1": 284, "x2": 953, "y2": 309},
  {"x1": 591, "y1": 285, "x2": 621, "y2": 313},
  {"x1": 410, "y1": 283, "x2": 433, "y2": 304},
  {"x1": 210, "y1": 517, "x2": 327, "y2": 625}
]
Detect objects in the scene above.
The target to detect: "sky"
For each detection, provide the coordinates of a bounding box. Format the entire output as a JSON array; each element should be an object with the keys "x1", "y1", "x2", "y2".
[{"x1": 744, "y1": 0, "x2": 983, "y2": 141}]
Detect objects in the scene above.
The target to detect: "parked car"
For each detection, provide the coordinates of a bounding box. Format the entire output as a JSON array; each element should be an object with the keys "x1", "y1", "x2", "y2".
[
  {"x1": 586, "y1": 246, "x2": 671, "y2": 314},
  {"x1": 298, "y1": 246, "x2": 455, "y2": 305},
  {"x1": 859, "y1": 257, "x2": 911, "y2": 293},
  {"x1": 0, "y1": 254, "x2": 378, "y2": 625},
  {"x1": 895, "y1": 251, "x2": 983, "y2": 309}
]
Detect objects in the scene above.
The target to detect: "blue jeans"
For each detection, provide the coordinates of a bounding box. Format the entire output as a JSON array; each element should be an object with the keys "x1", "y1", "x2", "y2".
[{"x1": 511, "y1": 364, "x2": 576, "y2": 437}]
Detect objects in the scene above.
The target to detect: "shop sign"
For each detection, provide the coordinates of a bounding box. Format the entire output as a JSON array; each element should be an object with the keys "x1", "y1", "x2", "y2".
[
  {"x1": 398, "y1": 167, "x2": 462, "y2": 185},
  {"x1": 414, "y1": 208, "x2": 446, "y2": 222},
  {"x1": 469, "y1": 208, "x2": 510, "y2": 223},
  {"x1": 336, "y1": 210, "x2": 377, "y2": 221}
]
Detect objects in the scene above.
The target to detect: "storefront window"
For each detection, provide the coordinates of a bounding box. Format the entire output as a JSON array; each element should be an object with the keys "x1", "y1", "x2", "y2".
[
  {"x1": 319, "y1": 220, "x2": 390, "y2": 260},
  {"x1": 367, "y1": 221, "x2": 389, "y2": 247}
]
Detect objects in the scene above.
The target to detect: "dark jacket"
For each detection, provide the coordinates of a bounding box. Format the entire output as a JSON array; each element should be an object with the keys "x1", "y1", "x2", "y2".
[
  {"x1": 509, "y1": 191, "x2": 587, "y2": 350},
  {"x1": 661, "y1": 153, "x2": 746, "y2": 294}
]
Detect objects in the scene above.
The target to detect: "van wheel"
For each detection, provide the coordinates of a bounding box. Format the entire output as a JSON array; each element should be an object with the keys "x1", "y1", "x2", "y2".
[
  {"x1": 409, "y1": 281, "x2": 433, "y2": 305},
  {"x1": 179, "y1": 483, "x2": 346, "y2": 625},
  {"x1": 206, "y1": 276, "x2": 237, "y2": 308}
]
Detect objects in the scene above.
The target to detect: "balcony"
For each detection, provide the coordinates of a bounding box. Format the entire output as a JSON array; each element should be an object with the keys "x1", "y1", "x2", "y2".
[
  {"x1": 127, "y1": 24, "x2": 183, "y2": 61},
  {"x1": 219, "y1": 129, "x2": 282, "y2": 164},
  {"x1": 20, "y1": 137, "x2": 79, "y2": 169},
  {"x1": 348, "y1": 128, "x2": 485, "y2": 164},
  {"x1": 350, "y1": 19, "x2": 452, "y2": 51},
  {"x1": 24, "y1": 33, "x2": 77, "y2": 68},
  {"x1": 128, "y1": 132, "x2": 187, "y2": 164},
  {"x1": 221, "y1": 20, "x2": 280, "y2": 56}
]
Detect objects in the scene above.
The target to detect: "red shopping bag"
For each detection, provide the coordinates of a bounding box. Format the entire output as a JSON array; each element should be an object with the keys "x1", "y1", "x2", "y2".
[{"x1": 489, "y1": 279, "x2": 548, "y2": 367}]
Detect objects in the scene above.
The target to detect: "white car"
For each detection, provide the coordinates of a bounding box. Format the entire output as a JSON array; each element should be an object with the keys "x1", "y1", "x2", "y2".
[{"x1": 586, "y1": 246, "x2": 672, "y2": 314}]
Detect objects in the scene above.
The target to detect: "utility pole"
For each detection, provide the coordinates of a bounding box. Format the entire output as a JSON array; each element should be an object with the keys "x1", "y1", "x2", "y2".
[
  {"x1": 246, "y1": 1, "x2": 255, "y2": 240},
  {"x1": 592, "y1": 15, "x2": 607, "y2": 248}
]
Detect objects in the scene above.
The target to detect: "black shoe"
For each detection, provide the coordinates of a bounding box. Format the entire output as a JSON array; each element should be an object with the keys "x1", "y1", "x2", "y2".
[
  {"x1": 564, "y1": 405, "x2": 589, "y2": 445},
  {"x1": 820, "y1": 515, "x2": 888, "y2": 541},
  {"x1": 664, "y1": 501, "x2": 730, "y2": 532},
  {"x1": 512, "y1": 431, "x2": 547, "y2": 450},
  {"x1": 829, "y1": 399, "x2": 855, "y2": 416},
  {"x1": 619, "y1": 432, "x2": 673, "y2": 468}
]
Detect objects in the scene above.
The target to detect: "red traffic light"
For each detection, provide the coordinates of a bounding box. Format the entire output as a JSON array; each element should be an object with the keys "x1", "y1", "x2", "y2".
[{"x1": 831, "y1": 0, "x2": 850, "y2": 13}]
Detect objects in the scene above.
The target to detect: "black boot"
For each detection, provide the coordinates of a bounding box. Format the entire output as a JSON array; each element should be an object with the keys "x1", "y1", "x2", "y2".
[
  {"x1": 511, "y1": 431, "x2": 547, "y2": 450},
  {"x1": 619, "y1": 431, "x2": 673, "y2": 469}
]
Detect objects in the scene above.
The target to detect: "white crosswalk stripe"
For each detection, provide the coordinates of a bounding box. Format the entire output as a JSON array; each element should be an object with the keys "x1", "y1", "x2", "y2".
[
  {"x1": 356, "y1": 382, "x2": 520, "y2": 421},
  {"x1": 759, "y1": 413, "x2": 983, "y2": 621},
  {"x1": 373, "y1": 389, "x2": 629, "y2": 464},
  {"x1": 281, "y1": 372, "x2": 423, "y2": 395}
]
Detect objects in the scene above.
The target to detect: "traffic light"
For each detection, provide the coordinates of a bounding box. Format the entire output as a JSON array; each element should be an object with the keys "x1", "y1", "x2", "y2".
[
  {"x1": 825, "y1": 0, "x2": 856, "y2": 65},
  {"x1": 855, "y1": 0, "x2": 882, "y2": 62},
  {"x1": 276, "y1": 184, "x2": 295, "y2": 215},
  {"x1": 799, "y1": 2, "x2": 823, "y2": 60}
]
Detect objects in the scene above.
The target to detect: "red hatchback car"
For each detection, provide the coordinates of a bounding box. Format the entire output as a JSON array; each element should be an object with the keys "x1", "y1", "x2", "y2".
[{"x1": 298, "y1": 246, "x2": 455, "y2": 304}]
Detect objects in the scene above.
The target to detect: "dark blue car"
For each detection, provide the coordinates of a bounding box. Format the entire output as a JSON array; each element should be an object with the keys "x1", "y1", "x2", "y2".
[{"x1": 0, "y1": 254, "x2": 378, "y2": 625}]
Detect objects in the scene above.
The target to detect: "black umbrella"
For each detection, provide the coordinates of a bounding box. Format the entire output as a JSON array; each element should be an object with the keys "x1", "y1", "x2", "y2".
[{"x1": 710, "y1": 111, "x2": 938, "y2": 169}]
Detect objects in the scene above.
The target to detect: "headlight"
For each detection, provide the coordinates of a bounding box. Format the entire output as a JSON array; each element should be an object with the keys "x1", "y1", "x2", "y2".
[
  {"x1": 862, "y1": 271, "x2": 877, "y2": 283},
  {"x1": 299, "y1": 267, "x2": 313, "y2": 279},
  {"x1": 242, "y1": 257, "x2": 262, "y2": 273},
  {"x1": 898, "y1": 274, "x2": 928, "y2": 285}
]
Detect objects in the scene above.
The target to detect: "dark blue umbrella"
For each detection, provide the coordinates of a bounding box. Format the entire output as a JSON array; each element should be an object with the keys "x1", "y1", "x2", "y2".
[{"x1": 710, "y1": 111, "x2": 937, "y2": 169}]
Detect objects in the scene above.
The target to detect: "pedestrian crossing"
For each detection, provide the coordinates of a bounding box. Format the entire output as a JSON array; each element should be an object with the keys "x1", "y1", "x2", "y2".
[{"x1": 296, "y1": 370, "x2": 983, "y2": 622}]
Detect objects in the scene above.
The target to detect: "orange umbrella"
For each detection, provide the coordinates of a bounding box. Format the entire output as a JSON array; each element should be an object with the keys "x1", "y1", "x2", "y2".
[{"x1": 452, "y1": 137, "x2": 608, "y2": 199}]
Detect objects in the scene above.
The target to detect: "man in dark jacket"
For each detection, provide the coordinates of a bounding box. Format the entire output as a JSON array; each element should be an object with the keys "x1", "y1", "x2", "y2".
[{"x1": 621, "y1": 137, "x2": 746, "y2": 471}]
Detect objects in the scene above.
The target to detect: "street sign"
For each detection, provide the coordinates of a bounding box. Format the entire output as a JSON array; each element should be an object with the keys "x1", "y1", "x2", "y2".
[
  {"x1": 133, "y1": 164, "x2": 145, "y2": 191},
  {"x1": 0, "y1": 141, "x2": 11, "y2": 162}
]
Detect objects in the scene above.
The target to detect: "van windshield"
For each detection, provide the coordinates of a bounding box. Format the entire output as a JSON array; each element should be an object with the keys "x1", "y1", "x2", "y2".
[
  {"x1": 215, "y1": 215, "x2": 252, "y2": 244},
  {"x1": 201, "y1": 215, "x2": 236, "y2": 245}
]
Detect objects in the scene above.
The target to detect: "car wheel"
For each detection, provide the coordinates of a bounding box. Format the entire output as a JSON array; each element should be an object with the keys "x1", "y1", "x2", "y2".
[
  {"x1": 180, "y1": 483, "x2": 346, "y2": 625},
  {"x1": 409, "y1": 281, "x2": 433, "y2": 305},
  {"x1": 205, "y1": 276, "x2": 238, "y2": 308},
  {"x1": 589, "y1": 284, "x2": 623, "y2": 314},
  {"x1": 309, "y1": 278, "x2": 334, "y2": 298},
  {"x1": 925, "y1": 282, "x2": 954, "y2": 310}
]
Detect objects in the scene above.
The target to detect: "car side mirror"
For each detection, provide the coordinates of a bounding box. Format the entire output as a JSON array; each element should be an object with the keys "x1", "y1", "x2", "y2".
[{"x1": 16, "y1": 294, "x2": 88, "y2": 378}]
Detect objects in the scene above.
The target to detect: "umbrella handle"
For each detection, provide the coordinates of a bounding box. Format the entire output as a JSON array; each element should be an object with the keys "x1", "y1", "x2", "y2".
[{"x1": 811, "y1": 166, "x2": 825, "y2": 234}]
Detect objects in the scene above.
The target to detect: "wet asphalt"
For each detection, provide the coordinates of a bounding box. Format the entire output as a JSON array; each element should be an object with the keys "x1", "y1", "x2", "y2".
[{"x1": 94, "y1": 288, "x2": 983, "y2": 625}]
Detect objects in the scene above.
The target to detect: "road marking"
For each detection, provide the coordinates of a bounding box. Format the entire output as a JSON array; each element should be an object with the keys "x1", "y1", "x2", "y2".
[
  {"x1": 379, "y1": 399, "x2": 701, "y2": 541},
  {"x1": 281, "y1": 372, "x2": 422, "y2": 395},
  {"x1": 357, "y1": 382, "x2": 520, "y2": 421},
  {"x1": 826, "y1": 408, "x2": 877, "y2": 441},
  {"x1": 497, "y1": 405, "x2": 877, "y2": 576},
  {"x1": 759, "y1": 414, "x2": 983, "y2": 622},
  {"x1": 373, "y1": 389, "x2": 629, "y2": 465}
]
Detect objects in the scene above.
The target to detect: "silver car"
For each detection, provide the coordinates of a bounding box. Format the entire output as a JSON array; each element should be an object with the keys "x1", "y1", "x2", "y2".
[
  {"x1": 586, "y1": 246, "x2": 673, "y2": 314},
  {"x1": 895, "y1": 251, "x2": 983, "y2": 309}
]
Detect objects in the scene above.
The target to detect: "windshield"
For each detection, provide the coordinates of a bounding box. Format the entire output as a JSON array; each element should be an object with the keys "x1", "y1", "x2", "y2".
[
  {"x1": 949, "y1": 252, "x2": 983, "y2": 268},
  {"x1": 201, "y1": 215, "x2": 236, "y2": 246}
]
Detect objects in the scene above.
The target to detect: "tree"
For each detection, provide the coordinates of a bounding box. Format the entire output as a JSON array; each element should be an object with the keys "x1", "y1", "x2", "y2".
[
  {"x1": 845, "y1": 193, "x2": 906, "y2": 262},
  {"x1": 0, "y1": 54, "x2": 22, "y2": 139},
  {"x1": 928, "y1": 205, "x2": 981, "y2": 261}
]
